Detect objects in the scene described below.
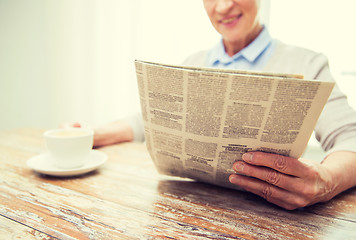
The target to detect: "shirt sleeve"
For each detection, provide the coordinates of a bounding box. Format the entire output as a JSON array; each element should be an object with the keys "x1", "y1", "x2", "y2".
[
  {"x1": 310, "y1": 54, "x2": 356, "y2": 156},
  {"x1": 122, "y1": 112, "x2": 145, "y2": 142}
]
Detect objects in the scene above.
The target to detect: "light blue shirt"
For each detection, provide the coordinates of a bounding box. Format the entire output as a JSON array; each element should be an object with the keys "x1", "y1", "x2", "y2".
[{"x1": 206, "y1": 27, "x2": 277, "y2": 70}]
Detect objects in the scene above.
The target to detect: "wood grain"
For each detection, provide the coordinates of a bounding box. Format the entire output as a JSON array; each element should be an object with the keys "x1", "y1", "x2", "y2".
[
  {"x1": 0, "y1": 128, "x2": 355, "y2": 239},
  {"x1": 0, "y1": 215, "x2": 54, "y2": 240}
]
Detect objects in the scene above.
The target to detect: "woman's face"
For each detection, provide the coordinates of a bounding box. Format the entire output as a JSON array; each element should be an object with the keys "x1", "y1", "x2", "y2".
[{"x1": 203, "y1": 0, "x2": 262, "y2": 45}]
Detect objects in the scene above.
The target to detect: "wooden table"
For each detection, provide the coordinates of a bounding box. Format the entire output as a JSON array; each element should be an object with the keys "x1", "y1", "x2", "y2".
[{"x1": 1, "y1": 128, "x2": 355, "y2": 240}]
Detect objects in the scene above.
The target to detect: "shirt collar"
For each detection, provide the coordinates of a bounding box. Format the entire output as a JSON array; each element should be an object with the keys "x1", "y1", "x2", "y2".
[{"x1": 207, "y1": 26, "x2": 273, "y2": 66}]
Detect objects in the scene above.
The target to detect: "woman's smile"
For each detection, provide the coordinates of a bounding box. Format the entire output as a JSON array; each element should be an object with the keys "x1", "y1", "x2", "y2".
[{"x1": 219, "y1": 14, "x2": 242, "y2": 26}]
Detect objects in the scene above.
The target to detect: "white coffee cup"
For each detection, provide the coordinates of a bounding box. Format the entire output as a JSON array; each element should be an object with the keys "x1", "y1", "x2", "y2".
[{"x1": 44, "y1": 128, "x2": 94, "y2": 169}]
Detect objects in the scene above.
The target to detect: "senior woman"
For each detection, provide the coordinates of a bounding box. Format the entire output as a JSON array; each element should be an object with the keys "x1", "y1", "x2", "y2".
[{"x1": 66, "y1": 0, "x2": 356, "y2": 210}]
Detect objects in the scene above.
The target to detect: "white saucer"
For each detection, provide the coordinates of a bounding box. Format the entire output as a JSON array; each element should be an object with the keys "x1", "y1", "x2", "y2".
[{"x1": 27, "y1": 150, "x2": 107, "y2": 177}]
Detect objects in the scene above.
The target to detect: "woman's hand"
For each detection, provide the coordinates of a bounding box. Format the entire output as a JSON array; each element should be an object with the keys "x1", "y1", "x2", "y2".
[
  {"x1": 60, "y1": 122, "x2": 84, "y2": 129},
  {"x1": 60, "y1": 121, "x2": 134, "y2": 147},
  {"x1": 229, "y1": 152, "x2": 337, "y2": 210}
]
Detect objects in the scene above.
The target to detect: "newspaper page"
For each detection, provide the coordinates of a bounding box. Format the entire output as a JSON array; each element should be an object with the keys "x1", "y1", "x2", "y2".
[{"x1": 134, "y1": 60, "x2": 335, "y2": 190}]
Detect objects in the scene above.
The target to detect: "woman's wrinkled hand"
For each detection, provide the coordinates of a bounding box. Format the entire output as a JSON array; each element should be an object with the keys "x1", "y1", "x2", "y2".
[{"x1": 229, "y1": 152, "x2": 336, "y2": 210}]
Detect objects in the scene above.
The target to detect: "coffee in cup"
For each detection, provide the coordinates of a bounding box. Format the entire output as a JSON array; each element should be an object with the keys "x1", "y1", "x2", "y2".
[{"x1": 44, "y1": 128, "x2": 94, "y2": 169}]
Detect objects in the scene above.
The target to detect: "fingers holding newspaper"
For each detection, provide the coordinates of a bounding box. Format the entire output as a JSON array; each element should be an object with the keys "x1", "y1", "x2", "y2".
[{"x1": 229, "y1": 152, "x2": 335, "y2": 210}]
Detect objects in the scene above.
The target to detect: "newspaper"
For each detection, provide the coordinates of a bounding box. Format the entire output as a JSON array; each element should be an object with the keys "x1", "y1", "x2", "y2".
[{"x1": 134, "y1": 60, "x2": 335, "y2": 189}]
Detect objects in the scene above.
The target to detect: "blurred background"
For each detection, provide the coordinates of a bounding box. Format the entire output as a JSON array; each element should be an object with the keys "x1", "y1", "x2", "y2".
[{"x1": 1, "y1": 0, "x2": 355, "y2": 135}]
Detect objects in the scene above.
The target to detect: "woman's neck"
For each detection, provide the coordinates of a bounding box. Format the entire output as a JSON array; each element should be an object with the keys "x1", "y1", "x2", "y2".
[{"x1": 223, "y1": 24, "x2": 263, "y2": 57}]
